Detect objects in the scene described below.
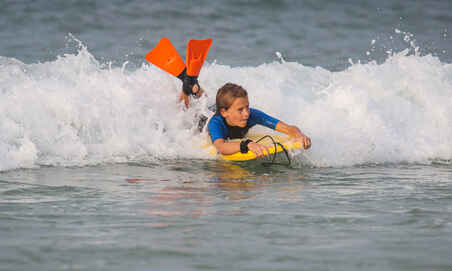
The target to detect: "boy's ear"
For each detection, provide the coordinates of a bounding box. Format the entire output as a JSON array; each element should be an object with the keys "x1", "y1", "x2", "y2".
[{"x1": 219, "y1": 108, "x2": 227, "y2": 118}]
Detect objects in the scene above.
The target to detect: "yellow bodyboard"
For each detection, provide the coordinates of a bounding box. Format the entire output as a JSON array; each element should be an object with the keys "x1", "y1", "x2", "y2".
[{"x1": 203, "y1": 134, "x2": 302, "y2": 161}]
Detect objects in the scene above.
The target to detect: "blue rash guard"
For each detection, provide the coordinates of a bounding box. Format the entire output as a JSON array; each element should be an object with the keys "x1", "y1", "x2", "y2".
[{"x1": 208, "y1": 108, "x2": 280, "y2": 142}]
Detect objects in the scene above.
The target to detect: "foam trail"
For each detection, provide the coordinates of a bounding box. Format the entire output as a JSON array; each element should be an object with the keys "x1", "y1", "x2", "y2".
[
  {"x1": 0, "y1": 42, "x2": 208, "y2": 171},
  {"x1": 301, "y1": 51, "x2": 452, "y2": 167},
  {"x1": 1, "y1": 37, "x2": 451, "y2": 171}
]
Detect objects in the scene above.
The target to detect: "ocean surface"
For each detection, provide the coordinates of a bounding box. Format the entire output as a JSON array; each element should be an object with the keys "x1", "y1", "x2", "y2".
[{"x1": 1, "y1": 0, "x2": 452, "y2": 270}]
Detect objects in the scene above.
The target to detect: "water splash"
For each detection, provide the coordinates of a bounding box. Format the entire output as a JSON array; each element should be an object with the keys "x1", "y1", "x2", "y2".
[{"x1": 0, "y1": 34, "x2": 451, "y2": 171}]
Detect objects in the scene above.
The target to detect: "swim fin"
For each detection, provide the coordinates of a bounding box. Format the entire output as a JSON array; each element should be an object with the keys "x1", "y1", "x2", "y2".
[
  {"x1": 145, "y1": 37, "x2": 186, "y2": 80},
  {"x1": 185, "y1": 38, "x2": 212, "y2": 77}
]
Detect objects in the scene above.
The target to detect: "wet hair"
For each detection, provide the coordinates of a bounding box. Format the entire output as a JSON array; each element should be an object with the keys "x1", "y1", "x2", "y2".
[{"x1": 215, "y1": 83, "x2": 248, "y2": 113}]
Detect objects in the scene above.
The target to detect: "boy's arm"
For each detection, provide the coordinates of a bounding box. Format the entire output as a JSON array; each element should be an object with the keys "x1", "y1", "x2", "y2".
[
  {"x1": 213, "y1": 139, "x2": 269, "y2": 157},
  {"x1": 275, "y1": 121, "x2": 312, "y2": 149}
]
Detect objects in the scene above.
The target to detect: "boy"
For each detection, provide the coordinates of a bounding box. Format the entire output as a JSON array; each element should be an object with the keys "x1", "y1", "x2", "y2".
[
  {"x1": 208, "y1": 83, "x2": 311, "y2": 157},
  {"x1": 145, "y1": 38, "x2": 311, "y2": 156}
]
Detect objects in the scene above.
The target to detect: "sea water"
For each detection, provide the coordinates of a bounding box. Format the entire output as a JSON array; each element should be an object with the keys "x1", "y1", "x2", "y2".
[{"x1": 1, "y1": 0, "x2": 452, "y2": 270}]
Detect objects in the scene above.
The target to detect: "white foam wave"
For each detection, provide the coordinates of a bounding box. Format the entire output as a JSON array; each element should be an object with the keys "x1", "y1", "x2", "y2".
[{"x1": 1, "y1": 38, "x2": 451, "y2": 171}]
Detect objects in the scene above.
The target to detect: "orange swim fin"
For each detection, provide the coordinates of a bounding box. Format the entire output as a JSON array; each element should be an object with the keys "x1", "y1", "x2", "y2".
[
  {"x1": 185, "y1": 38, "x2": 212, "y2": 76},
  {"x1": 145, "y1": 37, "x2": 186, "y2": 79}
]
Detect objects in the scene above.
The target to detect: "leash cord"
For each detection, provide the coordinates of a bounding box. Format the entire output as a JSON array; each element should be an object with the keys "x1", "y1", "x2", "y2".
[{"x1": 255, "y1": 135, "x2": 291, "y2": 166}]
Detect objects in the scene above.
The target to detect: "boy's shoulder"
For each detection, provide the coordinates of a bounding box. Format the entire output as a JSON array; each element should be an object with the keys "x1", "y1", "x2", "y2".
[
  {"x1": 209, "y1": 113, "x2": 223, "y2": 122},
  {"x1": 207, "y1": 114, "x2": 224, "y2": 128},
  {"x1": 249, "y1": 107, "x2": 259, "y2": 114}
]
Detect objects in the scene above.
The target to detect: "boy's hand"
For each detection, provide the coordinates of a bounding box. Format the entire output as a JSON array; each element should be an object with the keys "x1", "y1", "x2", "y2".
[
  {"x1": 275, "y1": 122, "x2": 312, "y2": 150},
  {"x1": 247, "y1": 142, "x2": 269, "y2": 158},
  {"x1": 296, "y1": 134, "x2": 311, "y2": 149}
]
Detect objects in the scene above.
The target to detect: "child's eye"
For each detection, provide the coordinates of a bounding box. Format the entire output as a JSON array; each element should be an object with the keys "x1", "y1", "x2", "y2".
[{"x1": 239, "y1": 107, "x2": 248, "y2": 113}]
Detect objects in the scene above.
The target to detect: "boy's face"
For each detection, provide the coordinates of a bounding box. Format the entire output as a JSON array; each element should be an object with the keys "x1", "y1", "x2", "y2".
[{"x1": 220, "y1": 97, "x2": 250, "y2": 127}]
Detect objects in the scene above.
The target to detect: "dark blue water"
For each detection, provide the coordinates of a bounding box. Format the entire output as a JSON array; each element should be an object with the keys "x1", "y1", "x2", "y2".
[{"x1": 2, "y1": 0, "x2": 451, "y2": 70}]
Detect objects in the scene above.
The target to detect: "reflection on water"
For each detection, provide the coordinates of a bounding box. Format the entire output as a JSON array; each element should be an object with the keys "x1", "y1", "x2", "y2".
[
  {"x1": 126, "y1": 161, "x2": 307, "y2": 221},
  {"x1": 146, "y1": 185, "x2": 209, "y2": 218},
  {"x1": 2, "y1": 163, "x2": 451, "y2": 270}
]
